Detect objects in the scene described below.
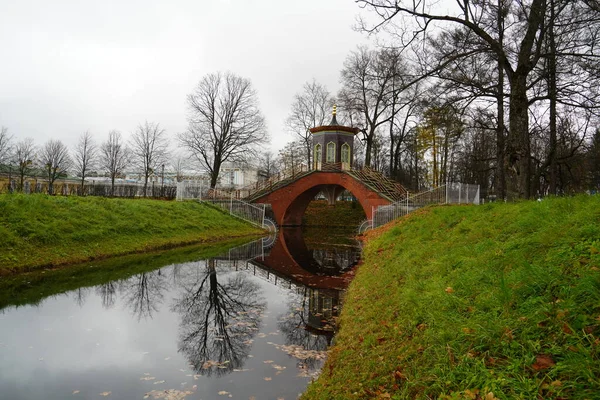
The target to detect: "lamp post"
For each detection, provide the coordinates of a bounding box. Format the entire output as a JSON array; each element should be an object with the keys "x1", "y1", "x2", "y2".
[{"x1": 161, "y1": 163, "x2": 165, "y2": 198}]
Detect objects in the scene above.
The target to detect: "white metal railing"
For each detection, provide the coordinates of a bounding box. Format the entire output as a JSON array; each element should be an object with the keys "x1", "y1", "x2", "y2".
[
  {"x1": 176, "y1": 180, "x2": 208, "y2": 201},
  {"x1": 203, "y1": 196, "x2": 272, "y2": 231},
  {"x1": 365, "y1": 182, "x2": 480, "y2": 232}
]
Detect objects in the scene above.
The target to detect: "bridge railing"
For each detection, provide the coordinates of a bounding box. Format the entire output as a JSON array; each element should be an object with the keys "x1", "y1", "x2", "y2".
[
  {"x1": 367, "y1": 182, "x2": 480, "y2": 232},
  {"x1": 239, "y1": 163, "x2": 310, "y2": 199}
]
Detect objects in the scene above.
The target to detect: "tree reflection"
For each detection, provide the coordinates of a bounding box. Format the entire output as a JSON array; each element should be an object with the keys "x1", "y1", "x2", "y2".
[
  {"x1": 278, "y1": 287, "x2": 338, "y2": 370},
  {"x1": 95, "y1": 281, "x2": 118, "y2": 309},
  {"x1": 120, "y1": 270, "x2": 168, "y2": 320},
  {"x1": 72, "y1": 287, "x2": 90, "y2": 308},
  {"x1": 172, "y1": 259, "x2": 266, "y2": 376}
]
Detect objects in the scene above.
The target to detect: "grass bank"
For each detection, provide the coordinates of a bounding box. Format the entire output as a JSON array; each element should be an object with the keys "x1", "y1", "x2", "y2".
[
  {"x1": 0, "y1": 236, "x2": 253, "y2": 310},
  {"x1": 303, "y1": 200, "x2": 366, "y2": 227},
  {"x1": 0, "y1": 194, "x2": 263, "y2": 274},
  {"x1": 303, "y1": 195, "x2": 600, "y2": 399}
]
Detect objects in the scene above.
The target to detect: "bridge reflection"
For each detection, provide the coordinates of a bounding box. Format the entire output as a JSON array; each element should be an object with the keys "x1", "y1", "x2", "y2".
[{"x1": 213, "y1": 228, "x2": 361, "y2": 337}]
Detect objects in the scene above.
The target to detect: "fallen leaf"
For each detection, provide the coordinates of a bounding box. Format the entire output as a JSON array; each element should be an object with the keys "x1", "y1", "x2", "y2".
[
  {"x1": 218, "y1": 391, "x2": 230, "y2": 395},
  {"x1": 72, "y1": 390, "x2": 80, "y2": 395},
  {"x1": 532, "y1": 354, "x2": 555, "y2": 371},
  {"x1": 153, "y1": 380, "x2": 165, "y2": 384},
  {"x1": 264, "y1": 377, "x2": 272, "y2": 381},
  {"x1": 99, "y1": 392, "x2": 111, "y2": 397},
  {"x1": 445, "y1": 287, "x2": 454, "y2": 294}
]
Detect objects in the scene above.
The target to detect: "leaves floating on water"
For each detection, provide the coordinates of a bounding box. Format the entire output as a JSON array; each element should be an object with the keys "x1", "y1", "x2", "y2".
[
  {"x1": 140, "y1": 376, "x2": 156, "y2": 381},
  {"x1": 218, "y1": 391, "x2": 230, "y2": 395},
  {"x1": 154, "y1": 380, "x2": 166, "y2": 385},
  {"x1": 264, "y1": 377, "x2": 272, "y2": 381},
  {"x1": 72, "y1": 390, "x2": 80, "y2": 394},
  {"x1": 143, "y1": 389, "x2": 194, "y2": 400},
  {"x1": 270, "y1": 343, "x2": 327, "y2": 361},
  {"x1": 99, "y1": 391, "x2": 111, "y2": 397}
]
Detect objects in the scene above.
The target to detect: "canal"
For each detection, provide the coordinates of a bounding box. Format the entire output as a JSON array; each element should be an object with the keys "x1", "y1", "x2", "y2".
[{"x1": 0, "y1": 226, "x2": 361, "y2": 399}]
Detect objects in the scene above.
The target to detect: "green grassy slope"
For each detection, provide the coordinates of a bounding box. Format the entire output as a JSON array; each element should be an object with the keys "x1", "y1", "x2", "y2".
[
  {"x1": 302, "y1": 200, "x2": 366, "y2": 226},
  {"x1": 0, "y1": 236, "x2": 253, "y2": 310},
  {"x1": 303, "y1": 196, "x2": 600, "y2": 399},
  {"x1": 0, "y1": 194, "x2": 262, "y2": 273}
]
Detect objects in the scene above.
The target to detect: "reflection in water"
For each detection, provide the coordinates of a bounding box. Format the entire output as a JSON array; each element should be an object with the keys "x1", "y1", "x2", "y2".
[
  {"x1": 0, "y1": 226, "x2": 361, "y2": 400},
  {"x1": 71, "y1": 287, "x2": 90, "y2": 308},
  {"x1": 172, "y1": 260, "x2": 266, "y2": 376},
  {"x1": 282, "y1": 227, "x2": 361, "y2": 276},
  {"x1": 96, "y1": 281, "x2": 118, "y2": 309},
  {"x1": 120, "y1": 270, "x2": 168, "y2": 321}
]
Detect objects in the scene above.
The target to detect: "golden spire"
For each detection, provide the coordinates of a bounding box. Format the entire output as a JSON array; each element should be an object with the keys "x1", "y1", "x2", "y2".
[{"x1": 333, "y1": 104, "x2": 337, "y2": 116}]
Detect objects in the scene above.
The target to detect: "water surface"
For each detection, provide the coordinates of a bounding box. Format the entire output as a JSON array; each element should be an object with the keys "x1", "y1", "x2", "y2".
[{"x1": 0, "y1": 227, "x2": 360, "y2": 399}]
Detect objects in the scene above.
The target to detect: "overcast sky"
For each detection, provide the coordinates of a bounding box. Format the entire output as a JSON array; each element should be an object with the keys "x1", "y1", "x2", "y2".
[{"x1": 0, "y1": 0, "x2": 372, "y2": 154}]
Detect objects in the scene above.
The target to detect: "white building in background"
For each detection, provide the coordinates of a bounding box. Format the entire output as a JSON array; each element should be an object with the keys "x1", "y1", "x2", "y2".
[{"x1": 219, "y1": 161, "x2": 260, "y2": 189}]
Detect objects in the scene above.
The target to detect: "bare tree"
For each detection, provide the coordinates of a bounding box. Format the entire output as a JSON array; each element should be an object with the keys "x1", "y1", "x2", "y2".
[
  {"x1": 277, "y1": 140, "x2": 305, "y2": 171},
  {"x1": 100, "y1": 130, "x2": 129, "y2": 196},
  {"x1": 12, "y1": 138, "x2": 36, "y2": 192},
  {"x1": 286, "y1": 79, "x2": 335, "y2": 166},
  {"x1": 73, "y1": 131, "x2": 98, "y2": 194},
  {"x1": 130, "y1": 121, "x2": 169, "y2": 196},
  {"x1": 0, "y1": 126, "x2": 12, "y2": 165},
  {"x1": 170, "y1": 153, "x2": 190, "y2": 183},
  {"x1": 258, "y1": 150, "x2": 278, "y2": 180},
  {"x1": 39, "y1": 139, "x2": 72, "y2": 195},
  {"x1": 179, "y1": 71, "x2": 268, "y2": 189},
  {"x1": 339, "y1": 46, "x2": 405, "y2": 167},
  {"x1": 355, "y1": 0, "x2": 582, "y2": 198}
]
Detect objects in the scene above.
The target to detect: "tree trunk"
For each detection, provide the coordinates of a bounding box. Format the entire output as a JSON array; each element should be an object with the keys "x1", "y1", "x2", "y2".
[
  {"x1": 364, "y1": 131, "x2": 373, "y2": 168},
  {"x1": 496, "y1": 0, "x2": 506, "y2": 200},
  {"x1": 210, "y1": 159, "x2": 221, "y2": 189},
  {"x1": 507, "y1": 73, "x2": 531, "y2": 199},
  {"x1": 548, "y1": 0, "x2": 558, "y2": 195}
]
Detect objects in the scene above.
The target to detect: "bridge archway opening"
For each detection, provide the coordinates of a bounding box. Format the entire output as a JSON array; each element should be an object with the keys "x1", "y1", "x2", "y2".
[{"x1": 282, "y1": 183, "x2": 368, "y2": 226}]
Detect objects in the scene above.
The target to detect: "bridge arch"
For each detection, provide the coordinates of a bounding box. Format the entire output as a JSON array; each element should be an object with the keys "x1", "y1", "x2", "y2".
[
  {"x1": 282, "y1": 183, "x2": 368, "y2": 226},
  {"x1": 252, "y1": 172, "x2": 392, "y2": 227}
]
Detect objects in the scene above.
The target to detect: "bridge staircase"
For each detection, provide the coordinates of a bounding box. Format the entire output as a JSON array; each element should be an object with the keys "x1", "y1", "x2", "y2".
[
  {"x1": 242, "y1": 164, "x2": 312, "y2": 202},
  {"x1": 241, "y1": 163, "x2": 407, "y2": 203},
  {"x1": 345, "y1": 167, "x2": 407, "y2": 202}
]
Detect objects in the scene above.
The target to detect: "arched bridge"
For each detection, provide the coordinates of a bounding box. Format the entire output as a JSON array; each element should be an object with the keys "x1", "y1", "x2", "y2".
[{"x1": 244, "y1": 165, "x2": 407, "y2": 227}]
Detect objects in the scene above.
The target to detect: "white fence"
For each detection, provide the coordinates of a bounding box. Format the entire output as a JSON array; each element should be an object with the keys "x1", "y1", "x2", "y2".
[
  {"x1": 367, "y1": 183, "x2": 479, "y2": 232},
  {"x1": 177, "y1": 180, "x2": 276, "y2": 231}
]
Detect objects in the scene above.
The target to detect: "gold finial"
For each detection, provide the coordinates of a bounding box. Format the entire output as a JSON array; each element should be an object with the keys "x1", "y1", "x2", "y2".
[{"x1": 333, "y1": 104, "x2": 337, "y2": 116}]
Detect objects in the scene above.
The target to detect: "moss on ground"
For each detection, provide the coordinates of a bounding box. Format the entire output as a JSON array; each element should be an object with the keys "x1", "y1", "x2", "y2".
[{"x1": 303, "y1": 195, "x2": 600, "y2": 400}]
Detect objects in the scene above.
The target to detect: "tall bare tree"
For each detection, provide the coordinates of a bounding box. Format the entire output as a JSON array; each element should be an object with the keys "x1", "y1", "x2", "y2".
[
  {"x1": 0, "y1": 126, "x2": 12, "y2": 165},
  {"x1": 39, "y1": 139, "x2": 72, "y2": 195},
  {"x1": 179, "y1": 71, "x2": 267, "y2": 189},
  {"x1": 130, "y1": 121, "x2": 169, "y2": 196},
  {"x1": 339, "y1": 46, "x2": 405, "y2": 167},
  {"x1": 100, "y1": 130, "x2": 129, "y2": 196},
  {"x1": 286, "y1": 79, "x2": 335, "y2": 166},
  {"x1": 73, "y1": 131, "x2": 98, "y2": 194},
  {"x1": 258, "y1": 150, "x2": 278, "y2": 180},
  {"x1": 278, "y1": 140, "x2": 305, "y2": 171},
  {"x1": 170, "y1": 153, "x2": 189, "y2": 183},
  {"x1": 355, "y1": 0, "x2": 585, "y2": 198},
  {"x1": 12, "y1": 138, "x2": 36, "y2": 192}
]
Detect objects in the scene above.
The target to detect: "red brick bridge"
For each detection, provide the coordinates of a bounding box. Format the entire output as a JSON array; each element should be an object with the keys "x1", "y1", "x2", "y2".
[{"x1": 245, "y1": 165, "x2": 407, "y2": 227}]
